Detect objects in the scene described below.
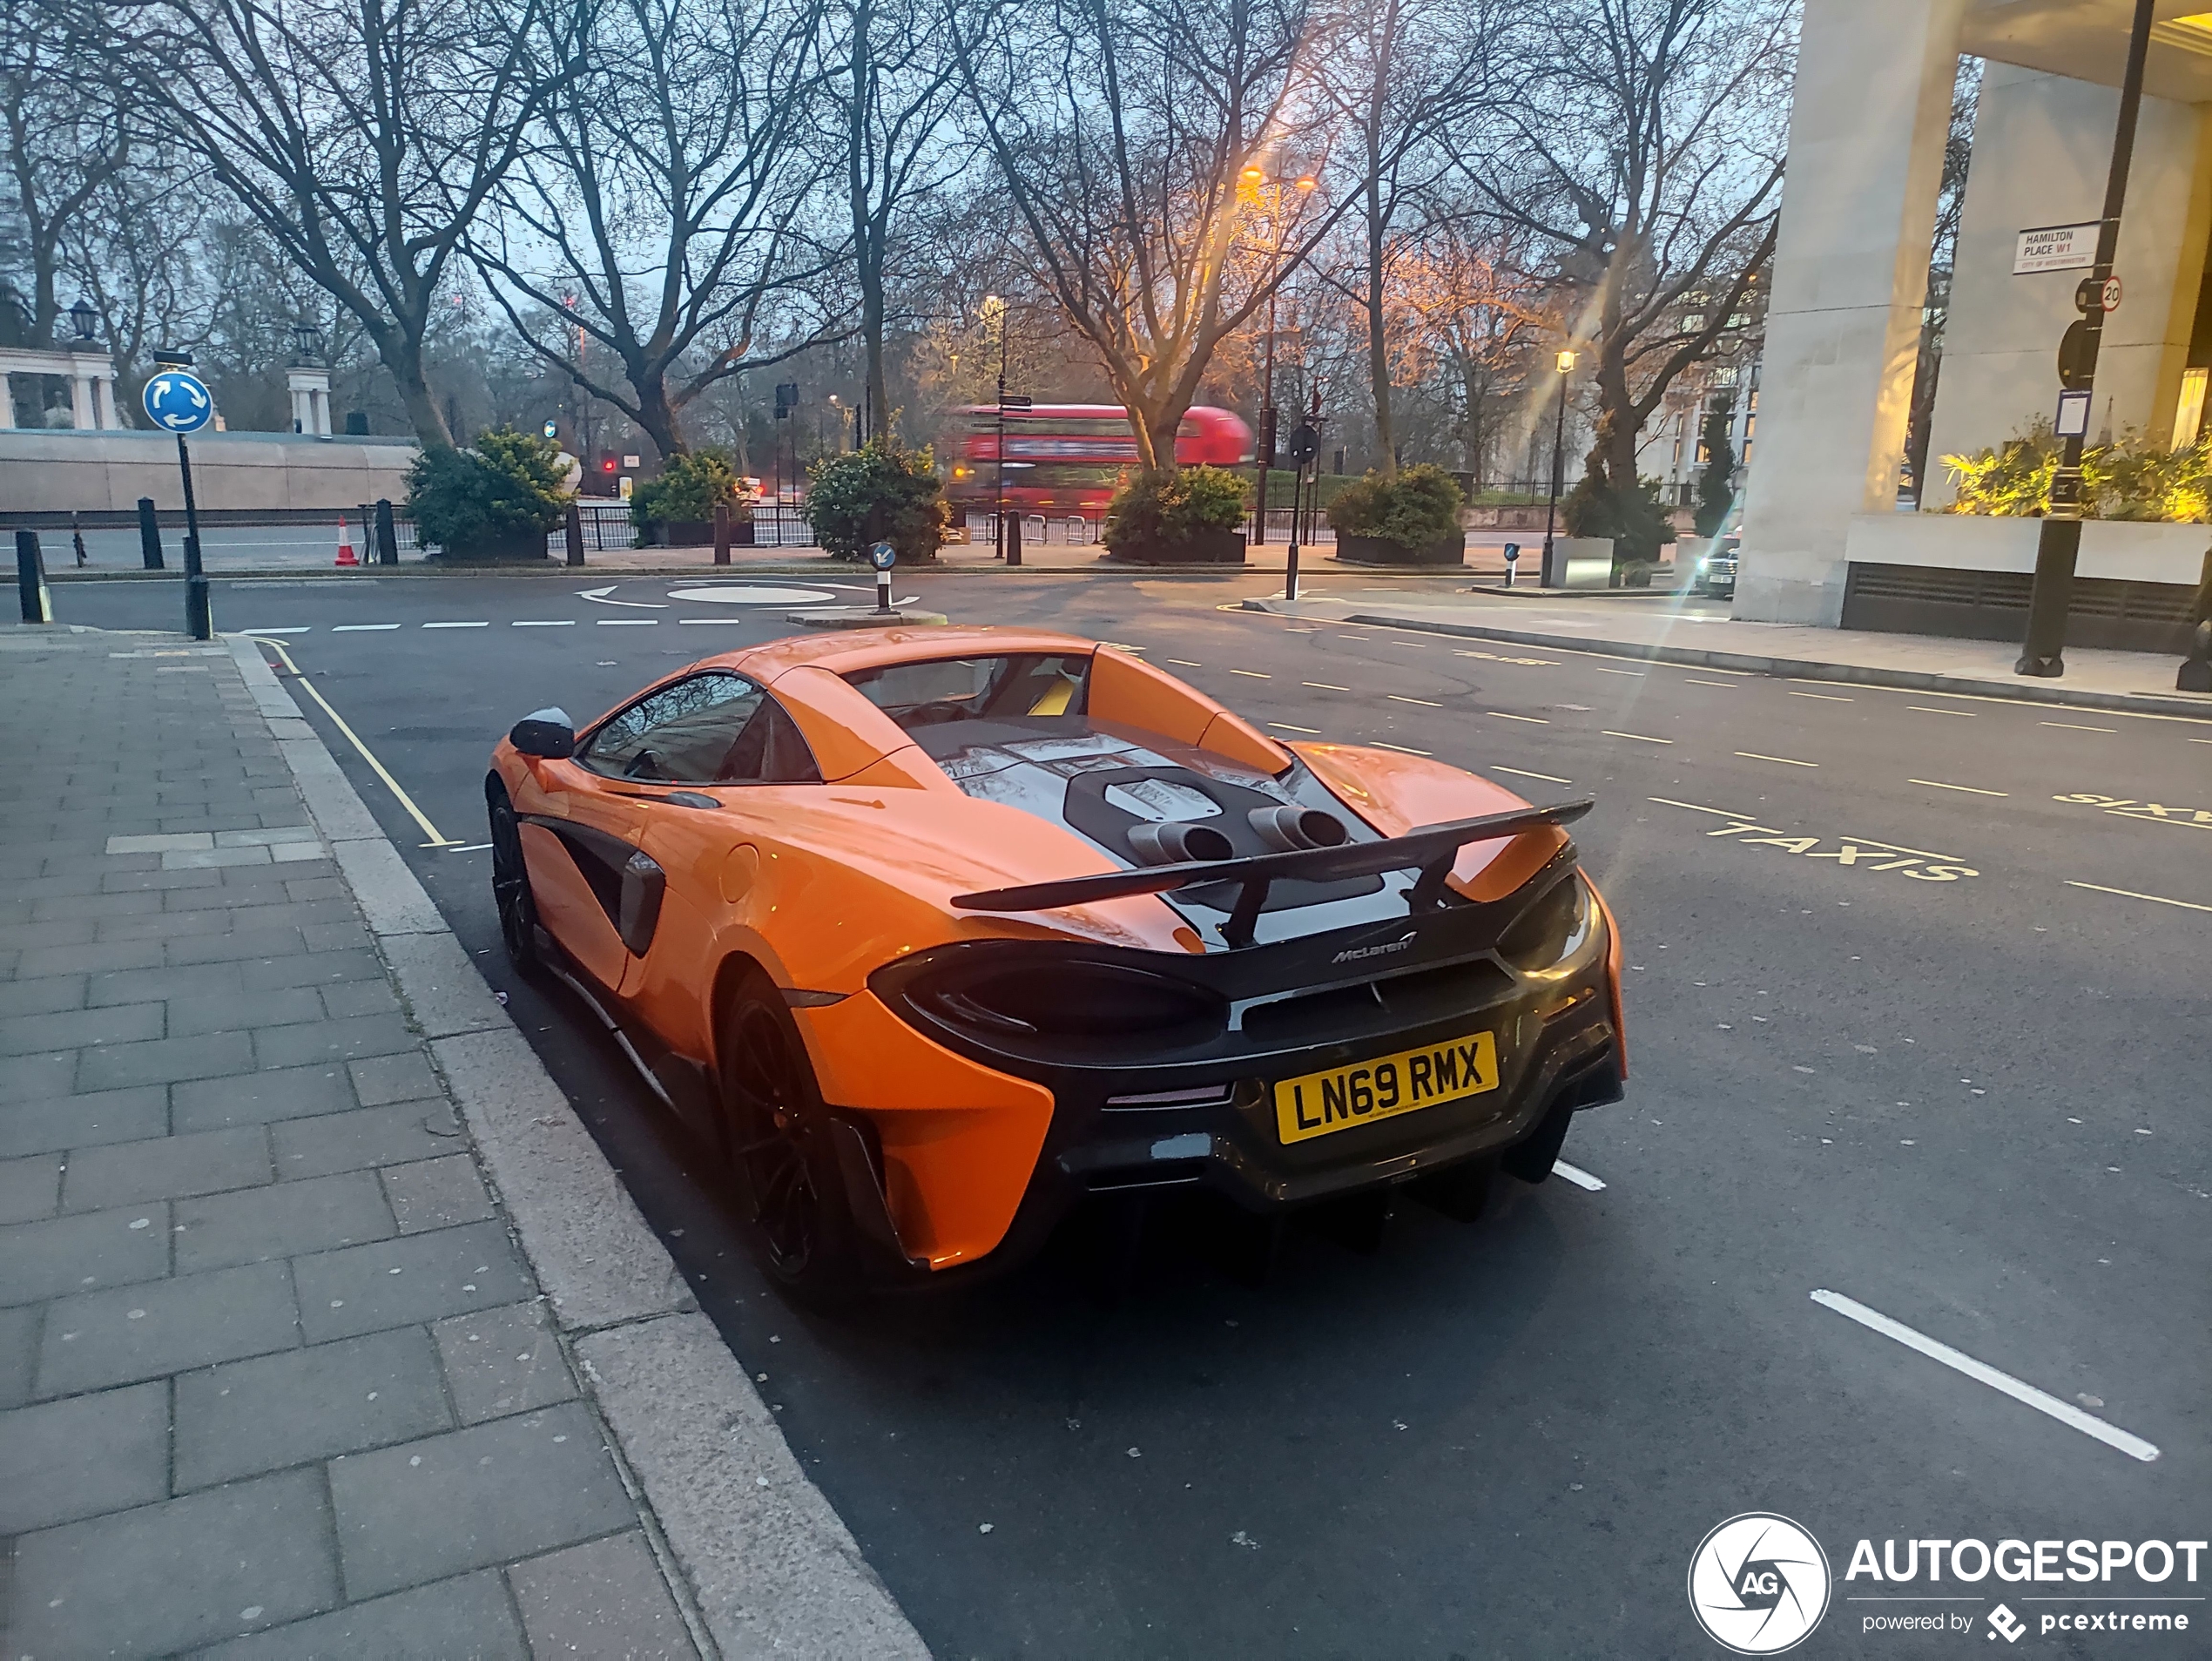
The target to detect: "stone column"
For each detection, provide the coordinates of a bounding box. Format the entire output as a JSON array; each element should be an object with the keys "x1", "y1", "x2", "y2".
[
  {"x1": 0, "y1": 374, "x2": 13, "y2": 429},
  {"x1": 1736, "y1": 0, "x2": 1969, "y2": 625},
  {"x1": 95, "y1": 373, "x2": 119, "y2": 430},
  {"x1": 71, "y1": 372, "x2": 98, "y2": 430}
]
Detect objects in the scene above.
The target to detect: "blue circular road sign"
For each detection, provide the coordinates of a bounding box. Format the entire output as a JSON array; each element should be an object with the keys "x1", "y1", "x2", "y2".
[
  {"x1": 868, "y1": 541, "x2": 896, "y2": 571},
  {"x1": 143, "y1": 370, "x2": 215, "y2": 435}
]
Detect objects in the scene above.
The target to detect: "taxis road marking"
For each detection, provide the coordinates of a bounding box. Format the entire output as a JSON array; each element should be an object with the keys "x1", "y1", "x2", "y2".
[
  {"x1": 247, "y1": 637, "x2": 463, "y2": 848},
  {"x1": 1910, "y1": 779, "x2": 2007, "y2": 797},
  {"x1": 1656, "y1": 800, "x2": 1979, "y2": 881},
  {"x1": 2053, "y1": 793, "x2": 2212, "y2": 831},
  {"x1": 1811, "y1": 1290, "x2": 2159, "y2": 1463},
  {"x1": 2065, "y1": 881, "x2": 2212, "y2": 915}
]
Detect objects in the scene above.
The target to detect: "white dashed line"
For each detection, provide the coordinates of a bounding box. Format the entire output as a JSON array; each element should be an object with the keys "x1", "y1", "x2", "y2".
[
  {"x1": 1736, "y1": 751, "x2": 1817, "y2": 767},
  {"x1": 1787, "y1": 690, "x2": 1852, "y2": 703},
  {"x1": 422, "y1": 621, "x2": 489, "y2": 629},
  {"x1": 1168, "y1": 658, "x2": 1203, "y2": 667},
  {"x1": 1386, "y1": 694, "x2": 1440, "y2": 706},
  {"x1": 1304, "y1": 682, "x2": 1351, "y2": 692},
  {"x1": 1811, "y1": 1289, "x2": 2160, "y2": 1462},
  {"x1": 597, "y1": 618, "x2": 658, "y2": 626},
  {"x1": 1606, "y1": 730, "x2": 1674, "y2": 745},
  {"x1": 246, "y1": 626, "x2": 310, "y2": 635},
  {"x1": 1552, "y1": 1160, "x2": 1606, "y2": 1192},
  {"x1": 1268, "y1": 722, "x2": 1321, "y2": 735},
  {"x1": 331, "y1": 624, "x2": 400, "y2": 632},
  {"x1": 1230, "y1": 669, "x2": 1271, "y2": 679},
  {"x1": 1909, "y1": 778, "x2": 2006, "y2": 797},
  {"x1": 1592, "y1": 667, "x2": 1643, "y2": 678},
  {"x1": 1648, "y1": 796, "x2": 1754, "y2": 818},
  {"x1": 1907, "y1": 706, "x2": 1974, "y2": 718},
  {"x1": 1372, "y1": 740, "x2": 1433, "y2": 756},
  {"x1": 1683, "y1": 678, "x2": 1735, "y2": 688},
  {"x1": 2040, "y1": 721, "x2": 2117, "y2": 733},
  {"x1": 1488, "y1": 711, "x2": 1548, "y2": 724},
  {"x1": 512, "y1": 620, "x2": 575, "y2": 627},
  {"x1": 679, "y1": 618, "x2": 752, "y2": 625},
  {"x1": 1493, "y1": 766, "x2": 1570, "y2": 785}
]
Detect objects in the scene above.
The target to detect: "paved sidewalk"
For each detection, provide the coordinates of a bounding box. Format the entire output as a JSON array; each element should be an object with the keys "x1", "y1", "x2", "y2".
[
  {"x1": 1244, "y1": 590, "x2": 2212, "y2": 720},
  {"x1": 0, "y1": 627, "x2": 923, "y2": 1658}
]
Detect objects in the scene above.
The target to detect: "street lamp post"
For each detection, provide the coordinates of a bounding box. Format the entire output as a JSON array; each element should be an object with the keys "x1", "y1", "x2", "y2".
[
  {"x1": 1238, "y1": 169, "x2": 1316, "y2": 545},
  {"x1": 984, "y1": 295, "x2": 1009, "y2": 559},
  {"x1": 1541, "y1": 350, "x2": 1576, "y2": 584},
  {"x1": 2018, "y1": 0, "x2": 2156, "y2": 679}
]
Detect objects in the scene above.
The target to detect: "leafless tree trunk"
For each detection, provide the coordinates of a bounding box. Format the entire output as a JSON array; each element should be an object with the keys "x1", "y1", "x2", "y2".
[
  {"x1": 470, "y1": 0, "x2": 840, "y2": 461},
  {"x1": 2, "y1": 7, "x2": 130, "y2": 347},
  {"x1": 101, "y1": 0, "x2": 565, "y2": 448},
  {"x1": 1454, "y1": 0, "x2": 1792, "y2": 494},
  {"x1": 948, "y1": 0, "x2": 1350, "y2": 472}
]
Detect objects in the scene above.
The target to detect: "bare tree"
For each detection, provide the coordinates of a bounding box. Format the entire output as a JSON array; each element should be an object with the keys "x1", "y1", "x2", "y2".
[
  {"x1": 1456, "y1": 0, "x2": 1793, "y2": 499},
  {"x1": 2, "y1": 5, "x2": 130, "y2": 346},
  {"x1": 470, "y1": 0, "x2": 840, "y2": 460},
  {"x1": 1389, "y1": 215, "x2": 1544, "y2": 486},
  {"x1": 948, "y1": 0, "x2": 1348, "y2": 471},
  {"x1": 832, "y1": 0, "x2": 963, "y2": 436},
  {"x1": 63, "y1": 156, "x2": 208, "y2": 412},
  {"x1": 104, "y1": 0, "x2": 566, "y2": 447},
  {"x1": 1319, "y1": 0, "x2": 1500, "y2": 476}
]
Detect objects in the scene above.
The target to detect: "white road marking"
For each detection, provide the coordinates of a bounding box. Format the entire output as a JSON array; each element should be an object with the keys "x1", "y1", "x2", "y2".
[
  {"x1": 1552, "y1": 1160, "x2": 1606, "y2": 1192},
  {"x1": 1810, "y1": 1288, "x2": 2161, "y2": 1462},
  {"x1": 1493, "y1": 766, "x2": 1570, "y2": 785},
  {"x1": 1683, "y1": 678, "x2": 1735, "y2": 688},
  {"x1": 1230, "y1": 669, "x2": 1271, "y2": 678},
  {"x1": 1303, "y1": 681, "x2": 1350, "y2": 691},
  {"x1": 1910, "y1": 778, "x2": 2006, "y2": 797},
  {"x1": 1787, "y1": 690, "x2": 1852, "y2": 703},
  {"x1": 445, "y1": 841, "x2": 494, "y2": 852},
  {"x1": 1168, "y1": 658, "x2": 1203, "y2": 667},
  {"x1": 1387, "y1": 694, "x2": 1440, "y2": 706},
  {"x1": 422, "y1": 621, "x2": 489, "y2": 629},
  {"x1": 2065, "y1": 880, "x2": 2212, "y2": 915},
  {"x1": 1489, "y1": 711, "x2": 1548, "y2": 724},
  {"x1": 512, "y1": 619, "x2": 574, "y2": 627},
  {"x1": 2040, "y1": 721, "x2": 2117, "y2": 733},
  {"x1": 1737, "y1": 751, "x2": 1817, "y2": 767},
  {"x1": 1907, "y1": 705, "x2": 1973, "y2": 717},
  {"x1": 678, "y1": 618, "x2": 752, "y2": 624},
  {"x1": 577, "y1": 584, "x2": 665, "y2": 609},
  {"x1": 1649, "y1": 796, "x2": 1753, "y2": 818},
  {"x1": 597, "y1": 618, "x2": 658, "y2": 626},
  {"x1": 1268, "y1": 721, "x2": 1321, "y2": 734},
  {"x1": 245, "y1": 626, "x2": 309, "y2": 634},
  {"x1": 1372, "y1": 740, "x2": 1433, "y2": 756},
  {"x1": 1592, "y1": 666, "x2": 1643, "y2": 678},
  {"x1": 1606, "y1": 730, "x2": 1674, "y2": 745},
  {"x1": 331, "y1": 624, "x2": 399, "y2": 632}
]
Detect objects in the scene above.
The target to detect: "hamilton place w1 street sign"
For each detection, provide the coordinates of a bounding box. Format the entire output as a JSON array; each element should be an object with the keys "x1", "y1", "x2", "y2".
[
  {"x1": 142, "y1": 369, "x2": 215, "y2": 435},
  {"x1": 2014, "y1": 221, "x2": 2101, "y2": 275}
]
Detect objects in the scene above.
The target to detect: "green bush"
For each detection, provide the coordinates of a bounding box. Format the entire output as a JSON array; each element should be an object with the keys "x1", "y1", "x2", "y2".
[
  {"x1": 1943, "y1": 417, "x2": 2212, "y2": 522},
  {"x1": 631, "y1": 449, "x2": 749, "y2": 529},
  {"x1": 1325, "y1": 464, "x2": 1465, "y2": 550},
  {"x1": 1103, "y1": 465, "x2": 1247, "y2": 554},
  {"x1": 406, "y1": 427, "x2": 571, "y2": 554},
  {"x1": 806, "y1": 437, "x2": 948, "y2": 563},
  {"x1": 1560, "y1": 473, "x2": 1672, "y2": 571}
]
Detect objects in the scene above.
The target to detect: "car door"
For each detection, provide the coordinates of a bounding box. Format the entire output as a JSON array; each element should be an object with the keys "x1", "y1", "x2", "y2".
[{"x1": 516, "y1": 672, "x2": 767, "y2": 993}]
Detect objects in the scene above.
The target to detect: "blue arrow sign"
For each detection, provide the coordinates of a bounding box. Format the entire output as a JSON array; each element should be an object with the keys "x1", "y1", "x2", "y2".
[{"x1": 143, "y1": 370, "x2": 214, "y2": 435}]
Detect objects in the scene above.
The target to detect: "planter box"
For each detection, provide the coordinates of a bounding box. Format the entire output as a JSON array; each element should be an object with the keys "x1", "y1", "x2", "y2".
[
  {"x1": 431, "y1": 529, "x2": 548, "y2": 564},
  {"x1": 1102, "y1": 525, "x2": 1247, "y2": 565},
  {"x1": 1335, "y1": 530, "x2": 1467, "y2": 567}
]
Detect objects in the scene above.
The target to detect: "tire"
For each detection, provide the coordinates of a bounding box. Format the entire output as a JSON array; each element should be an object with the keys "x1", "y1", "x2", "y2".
[
  {"x1": 718, "y1": 977, "x2": 864, "y2": 1307},
  {"x1": 486, "y1": 778, "x2": 547, "y2": 981}
]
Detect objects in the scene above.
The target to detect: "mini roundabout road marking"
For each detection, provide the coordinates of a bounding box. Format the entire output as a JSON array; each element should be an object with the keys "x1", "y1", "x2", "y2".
[{"x1": 664, "y1": 584, "x2": 842, "y2": 605}]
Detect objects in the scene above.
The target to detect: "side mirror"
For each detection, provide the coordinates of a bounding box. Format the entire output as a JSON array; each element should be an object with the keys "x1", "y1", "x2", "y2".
[{"x1": 509, "y1": 707, "x2": 575, "y2": 760}]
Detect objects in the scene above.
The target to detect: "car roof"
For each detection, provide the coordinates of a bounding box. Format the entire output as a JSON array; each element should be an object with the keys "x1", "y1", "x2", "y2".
[{"x1": 706, "y1": 624, "x2": 1105, "y2": 684}]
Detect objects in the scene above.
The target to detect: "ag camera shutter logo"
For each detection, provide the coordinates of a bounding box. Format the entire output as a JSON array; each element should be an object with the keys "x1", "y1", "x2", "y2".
[{"x1": 1688, "y1": 1513, "x2": 1831, "y2": 1654}]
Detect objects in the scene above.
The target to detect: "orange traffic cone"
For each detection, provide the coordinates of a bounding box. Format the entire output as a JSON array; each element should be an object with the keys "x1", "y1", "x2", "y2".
[{"x1": 334, "y1": 517, "x2": 359, "y2": 567}]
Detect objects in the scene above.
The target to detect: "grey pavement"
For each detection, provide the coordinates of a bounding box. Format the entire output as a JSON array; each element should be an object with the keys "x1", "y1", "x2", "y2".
[
  {"x1": 0, "y1": 629, "x2": 737, "y2": 1658},
  {"x1": 1246, "y1": 586, "x2": 2212, "y2": 717}
]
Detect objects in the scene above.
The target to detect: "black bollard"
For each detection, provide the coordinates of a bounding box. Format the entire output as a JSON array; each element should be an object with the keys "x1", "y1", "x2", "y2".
[
  {"x1": 1006, "y1": 511, "x2": 1022, "y2": 568},
  {"x1": 374, "y1": 498, "x2": 399, "y2": 566},
  {"x1": 138, "y1": 497, "x2": 165, "y2": 570},
  {"x1": 16, "y1": 530, "x2": 52, "y2": 623},
  {"x1": 564, "y1": 501, "x2": 586, "y2": 568},
  {"x1": 71, "y1": 512, "x2": 88, "y2": 568}
]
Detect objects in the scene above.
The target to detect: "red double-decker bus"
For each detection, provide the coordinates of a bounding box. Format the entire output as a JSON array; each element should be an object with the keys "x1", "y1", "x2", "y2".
[{"x1": 947, "y1": 404, "x2": 1253, "y2": 516}]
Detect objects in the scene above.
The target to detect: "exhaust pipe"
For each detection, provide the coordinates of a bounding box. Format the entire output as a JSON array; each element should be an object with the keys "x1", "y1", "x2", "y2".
[
  {"x1": 1246, "y1": 804, "x2": 1350, "y2": 853},
  {"x1": 1127, "y1": 820, "x2": 1236, "y2": 865}
]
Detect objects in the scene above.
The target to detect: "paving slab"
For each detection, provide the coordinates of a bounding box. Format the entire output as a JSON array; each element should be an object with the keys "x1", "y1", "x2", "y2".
[
  {"x1": 36, "y1": 1259, "x2": 300, "y2": 1397},
  {"x1": 292, "y1": 1218, "x2": 534, "y2": 1342},
  {"x1": 0, "y1": 1201, "x2": 172, "y2": 1306},
  {"x1": 174, "y1": 1167, "x2": 395, "y2": 1271},
  {"x1": 63, "y1": 1124, "x2": 272, "y2": 1211},
  {"x1": 430, "y1": 1300, "x2": 578, "y2": 1425},
  {"x1": 509, "y1": 1530, "x2": 702, "y2": 1660},
  {"x1": 191, "y1": 1570, "x2": 530, "y2": 1661}
]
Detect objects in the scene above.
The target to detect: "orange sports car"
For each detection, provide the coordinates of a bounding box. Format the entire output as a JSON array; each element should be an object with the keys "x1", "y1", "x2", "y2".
[{"x1": 486, "y1": 626, "x2": 1624, "y2": 1300}]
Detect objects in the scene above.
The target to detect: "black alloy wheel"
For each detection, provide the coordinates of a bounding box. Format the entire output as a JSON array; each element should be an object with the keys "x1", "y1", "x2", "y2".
[
  {"x1": 718, "y1": 981, "x2": 861, "y2": 1305},
  {"x1": 486, "y1": 779, "x2": 545, "y2": 979}
]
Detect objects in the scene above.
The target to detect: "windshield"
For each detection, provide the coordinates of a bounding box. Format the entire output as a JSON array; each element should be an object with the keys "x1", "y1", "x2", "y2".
[{"x1": 842, "y1": 653, "x2": 1092, "y2": 732}]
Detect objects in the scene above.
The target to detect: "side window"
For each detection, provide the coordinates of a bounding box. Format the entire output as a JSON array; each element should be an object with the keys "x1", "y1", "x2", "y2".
[
  {"x1": 582, "y1": 675, "x2": 764, "y2": 783},
  {"x1": 719, "y1": 698, "x2": 821, "y2": 784}
]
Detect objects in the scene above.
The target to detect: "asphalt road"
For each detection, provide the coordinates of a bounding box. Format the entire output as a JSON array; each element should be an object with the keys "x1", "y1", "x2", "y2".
[{"x1": 50, "y1": 568, "x2": 2211, "y2": 1658}]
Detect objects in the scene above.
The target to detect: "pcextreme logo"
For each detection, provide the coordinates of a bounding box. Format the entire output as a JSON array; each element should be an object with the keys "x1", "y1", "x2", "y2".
[{"x1": 1688, "y1": 1513, "x2": 1832, "y2": 1655}]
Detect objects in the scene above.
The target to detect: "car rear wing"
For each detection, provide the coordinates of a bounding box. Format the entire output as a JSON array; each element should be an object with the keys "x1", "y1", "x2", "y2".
[{"x1": 951, "y1": 799, "x2": 1594, "y2": 948}]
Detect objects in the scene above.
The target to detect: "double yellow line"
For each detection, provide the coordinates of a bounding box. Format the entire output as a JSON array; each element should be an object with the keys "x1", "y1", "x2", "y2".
[{"x1": 247, "y1": 635, "x2": 466, "y2": 849}]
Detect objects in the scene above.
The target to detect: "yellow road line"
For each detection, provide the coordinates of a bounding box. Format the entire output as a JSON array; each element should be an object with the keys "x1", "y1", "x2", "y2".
[
  {"x1": 2066, "y1": 881, "x2": 2212, "y2": 915},
  {"x1": 247, "y1": 636, "x2": 463, "y2": 849},
  {"x1": 1842, "y1": 834, "x2": 1962, "y2": 861}
]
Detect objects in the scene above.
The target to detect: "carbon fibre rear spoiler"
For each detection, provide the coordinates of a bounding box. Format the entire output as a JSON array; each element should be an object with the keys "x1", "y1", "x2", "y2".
[{"x1": 950, "y1": 799, "x2": 1593, "y2": 948}]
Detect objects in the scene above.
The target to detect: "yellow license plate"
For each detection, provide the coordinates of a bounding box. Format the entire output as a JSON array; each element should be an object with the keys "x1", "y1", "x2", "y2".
[{"x1": 1272, "y1": 1030, "x2": 1500, "y2": 1144}]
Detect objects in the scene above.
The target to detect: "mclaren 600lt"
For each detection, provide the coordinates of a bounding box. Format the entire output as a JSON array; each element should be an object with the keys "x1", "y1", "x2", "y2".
[{"x1": 487, "y1": 626, "x2": 1623, "y2": 1300}]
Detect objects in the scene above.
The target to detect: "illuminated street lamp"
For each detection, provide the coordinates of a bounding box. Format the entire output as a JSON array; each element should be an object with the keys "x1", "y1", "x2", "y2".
[
  {"x1": 1541, "y1": 349, "x2": 1577, "y2": 579},
  {"x1": 982, "y1": 294, "x2": 1010, "y2": 558}
]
